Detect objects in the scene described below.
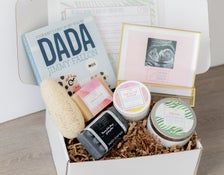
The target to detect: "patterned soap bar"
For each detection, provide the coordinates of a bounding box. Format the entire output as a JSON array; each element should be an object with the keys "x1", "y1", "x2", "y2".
[{"x1": 72, "y1": 76, "x2": 113, "y2": 122}]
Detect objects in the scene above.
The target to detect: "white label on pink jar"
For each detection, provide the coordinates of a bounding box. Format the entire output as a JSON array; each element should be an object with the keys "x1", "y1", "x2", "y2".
[{"x1": 118, "y1": 86, "x2": 145, "y2": 110}]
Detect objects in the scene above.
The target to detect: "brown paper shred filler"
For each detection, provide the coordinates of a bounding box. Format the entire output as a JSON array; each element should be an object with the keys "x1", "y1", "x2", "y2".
[{"x1": 66, "y1": 119, "x2": 198, "y2": 163}]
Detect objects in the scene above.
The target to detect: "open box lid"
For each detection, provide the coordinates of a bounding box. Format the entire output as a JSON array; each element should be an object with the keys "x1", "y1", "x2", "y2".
[
  {"x1": 17, "y1": 0, "x2": 211, "y2": 85},
  {"x1": 0, "y1": 0, "x2": 209, "y2": 123}
]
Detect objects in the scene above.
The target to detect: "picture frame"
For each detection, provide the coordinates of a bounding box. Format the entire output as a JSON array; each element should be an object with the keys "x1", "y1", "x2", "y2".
[{"x1": 117, "y1": 24, "x2": 201, "y2": 105}]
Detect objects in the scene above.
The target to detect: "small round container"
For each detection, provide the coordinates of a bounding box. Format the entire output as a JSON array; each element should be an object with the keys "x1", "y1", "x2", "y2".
[
  {"x1": 147, "y1": 98, "x2": 197, "y2": 147},
  {"x1": 113, "y1": 81, "x2": 151, "y2": 121}
]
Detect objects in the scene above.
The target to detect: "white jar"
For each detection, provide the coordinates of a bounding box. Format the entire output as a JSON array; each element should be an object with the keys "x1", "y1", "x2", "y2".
[
  {"x1": 113, "y1": 81, "x2": 151, "y2": 121},
  {"x1": 147, "y1": 98, "x2": 197, "y2": 147}
]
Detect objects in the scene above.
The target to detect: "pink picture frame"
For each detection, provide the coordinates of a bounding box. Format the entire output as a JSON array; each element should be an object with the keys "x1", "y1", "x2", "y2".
[{"x1": 118, "y1": 24, "x2": 201, "y2": 98}]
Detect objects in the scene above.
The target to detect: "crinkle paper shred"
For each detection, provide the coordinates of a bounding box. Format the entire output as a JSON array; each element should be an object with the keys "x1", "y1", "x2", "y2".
[{"x1": 66, "y1": 119, "x2": 198, "y2": 162}]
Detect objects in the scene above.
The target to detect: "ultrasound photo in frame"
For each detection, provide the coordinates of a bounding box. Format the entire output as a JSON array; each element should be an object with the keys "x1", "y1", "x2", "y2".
[
  {"x1": 118, "y1": 24, "x2": 201, "y2": 98},
  {"x1": 145, "y1": 38, "x2": 177, "y2": 69}
]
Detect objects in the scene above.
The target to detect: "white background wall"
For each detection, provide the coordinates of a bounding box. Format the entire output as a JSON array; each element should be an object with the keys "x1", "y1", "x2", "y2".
[{"x1": 208, "y1": 0, "x2": 224, "y2": 66}]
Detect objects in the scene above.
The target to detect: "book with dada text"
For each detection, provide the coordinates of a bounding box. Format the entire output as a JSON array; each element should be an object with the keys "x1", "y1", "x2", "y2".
[{"x1": 22, "y1": 16, "x2": 116, "y2": 88}]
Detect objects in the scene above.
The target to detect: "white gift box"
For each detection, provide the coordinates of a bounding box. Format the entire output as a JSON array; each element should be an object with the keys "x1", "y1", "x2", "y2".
[
  {"x1": 45, "y1": 112, "x2": 203, "y2": 175},
  {"x1": 12, "y1": 0, "x2": 211, "y2": 174}
]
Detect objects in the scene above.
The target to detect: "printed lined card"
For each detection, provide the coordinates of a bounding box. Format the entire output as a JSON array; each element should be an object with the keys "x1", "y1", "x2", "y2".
[{"x1": 58, "y1": 0, "x2": 158, "y2": 70}]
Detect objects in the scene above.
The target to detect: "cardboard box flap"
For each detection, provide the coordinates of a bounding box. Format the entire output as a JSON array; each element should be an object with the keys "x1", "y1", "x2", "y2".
[
  {"x1": 16, "y1": 0, "x2": 48, "y2": 85},
  {"x1": 157, "y1": 0, "x2": 211, "y2": 74},
  {"x1": 16, "y1": 0, "x2": 211, "y2": 85},
  {"x1": 67, "y1": 149, "x2": 202, "y2": 175}
]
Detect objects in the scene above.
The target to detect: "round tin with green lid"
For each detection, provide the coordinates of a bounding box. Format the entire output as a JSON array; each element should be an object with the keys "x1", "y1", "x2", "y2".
[{"x1": 147, "y1": 98, "x2": 197, "y2": 147}]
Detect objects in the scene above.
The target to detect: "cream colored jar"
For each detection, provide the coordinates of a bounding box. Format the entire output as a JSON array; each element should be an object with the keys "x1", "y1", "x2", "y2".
[
  {"x1": 113, "y1": 81, "x2": 151, "y2": 121},
  {"x1": 147, "y1": 98, "x2": 197, "y2": 147}
]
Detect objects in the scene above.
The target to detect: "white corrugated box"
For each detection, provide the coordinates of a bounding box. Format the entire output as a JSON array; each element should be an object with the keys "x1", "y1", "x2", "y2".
[{"x1": 45, "y1": 112, "x2": 203, "y2": 175}]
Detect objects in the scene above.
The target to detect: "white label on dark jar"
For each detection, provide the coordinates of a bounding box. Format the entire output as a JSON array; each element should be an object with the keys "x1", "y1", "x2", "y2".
[{"x1": 89, "y1": 113, "x2": 125, "y2": 148}]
